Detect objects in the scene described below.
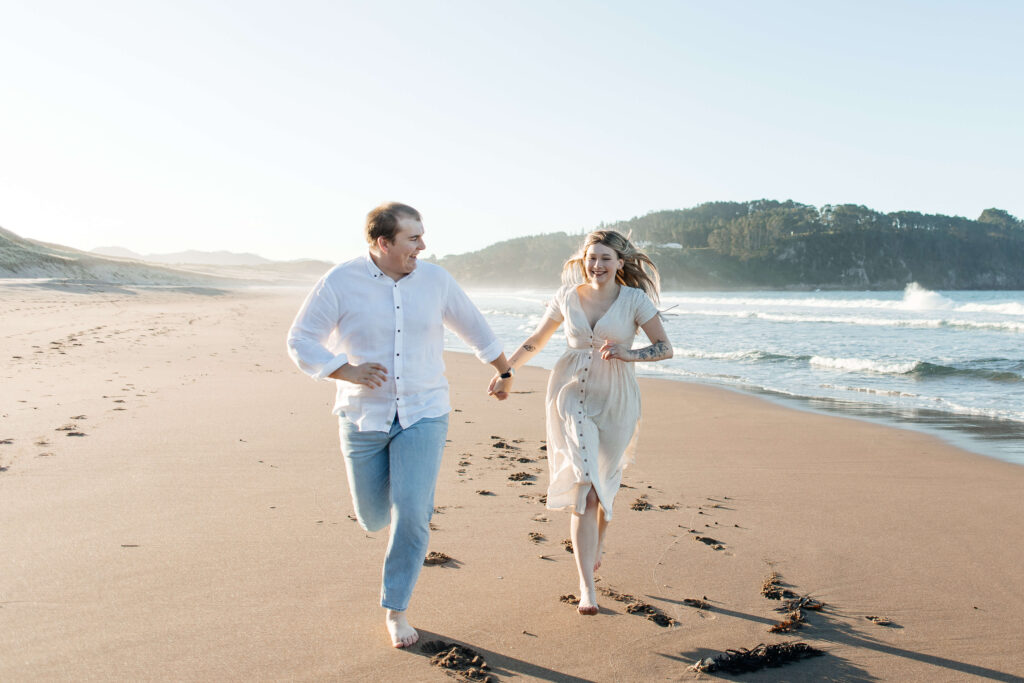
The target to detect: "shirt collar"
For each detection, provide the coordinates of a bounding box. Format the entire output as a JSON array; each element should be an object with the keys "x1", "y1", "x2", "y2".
[
  {"x1": 364, "y1": 252, "x2": 387, "y2": 280},
  {"x1": 363, "y1": 252, "x2": 418, "y2": 282}
]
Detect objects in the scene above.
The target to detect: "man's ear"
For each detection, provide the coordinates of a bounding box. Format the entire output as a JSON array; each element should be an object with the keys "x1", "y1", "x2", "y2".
[{"x1": 376, "y1": 236, "x2": 391, "y2": 254}]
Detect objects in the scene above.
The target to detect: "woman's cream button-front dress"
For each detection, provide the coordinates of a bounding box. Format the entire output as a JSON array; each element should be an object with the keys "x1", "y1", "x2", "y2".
[{"x1": 543, "y1": 284, "x2": 658, "y2": 520}]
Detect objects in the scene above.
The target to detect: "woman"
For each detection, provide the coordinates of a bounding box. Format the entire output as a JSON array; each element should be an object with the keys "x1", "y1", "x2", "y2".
[{"x1": 489, "y1": 230, "x2": 673, "y2": 615}]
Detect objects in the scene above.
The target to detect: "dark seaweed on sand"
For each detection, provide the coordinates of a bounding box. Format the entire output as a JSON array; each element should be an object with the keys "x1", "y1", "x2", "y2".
[
  {"x1": 630, "y1": 497, "x2": 652, "y2": 511},
  {"x1": 768, "y1": 610, "x2": 805, "y2": 633},
  {"x1": 690, "y1": 642, "x2": 825, "y2": 674},
  {"x1": 421, "y1": 641, "x2": 493, "y2": 682},
  {"x1": 599, "y1": 587, "x2": 677, "y2": 627},
  {"x1": 761, "y1": 572, "x2": 797, "y2": 600},
  {"x1": 424, "y1": 552, "x2": 452, "y2": 566}
]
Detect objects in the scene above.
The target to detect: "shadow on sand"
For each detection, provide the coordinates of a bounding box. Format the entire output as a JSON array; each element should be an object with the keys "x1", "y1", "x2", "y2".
[
  {"x1": 407, "y1": 630, "x2": 596, "y2": 682},
  {"x1": 654, "y1": 597, "x2": 1020, "y2": 682}
]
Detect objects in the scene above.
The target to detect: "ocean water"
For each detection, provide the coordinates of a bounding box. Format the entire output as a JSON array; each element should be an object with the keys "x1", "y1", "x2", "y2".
[{"x1": 446, "y1": 284, "x2": 1024, "y2": 466}]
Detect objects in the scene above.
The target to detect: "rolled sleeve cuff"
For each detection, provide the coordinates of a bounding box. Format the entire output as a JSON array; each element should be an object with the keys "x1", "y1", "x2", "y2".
[
  {"x1": 474, "y1": 339, "x2": 504, "y2": 364},
  {"x1": 313, "y1": 353, "x2": 349, "y2": 380}
]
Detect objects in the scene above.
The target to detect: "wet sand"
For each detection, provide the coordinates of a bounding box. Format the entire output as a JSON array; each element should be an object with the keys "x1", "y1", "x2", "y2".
[{"x1": 1, "y1": 284, "x2": 1022, "y2": 681}]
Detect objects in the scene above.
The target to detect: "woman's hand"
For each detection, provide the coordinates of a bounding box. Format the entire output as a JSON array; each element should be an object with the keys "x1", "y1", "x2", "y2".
[
  {"x1": 599, "y1": 340, "x2": 632, "y2": 361},
  {"x1": 331, "y1": 362, "x2": 388, "y2": 388},
  {"x1": 488, "y1": 374, "x2": 513, "y2": 400}
]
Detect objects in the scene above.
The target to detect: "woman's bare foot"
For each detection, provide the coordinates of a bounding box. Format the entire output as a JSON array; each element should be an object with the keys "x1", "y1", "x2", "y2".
[
  {"x1": 594, "y1": 547, "x2": 604, "y2": 572},
  {"x1": 385, "y1": 609, "x2": 419, "y2": 648},
  {"x1": 578, "y1": 582, "x2": 599, "y2": 616}
]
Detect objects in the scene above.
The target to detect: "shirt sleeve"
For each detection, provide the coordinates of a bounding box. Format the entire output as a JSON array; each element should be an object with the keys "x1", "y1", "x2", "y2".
[
  {"x1": 543, "y1": 285, "x2": 566, "y2": 323},
  {"x1": 286, "y1": 275, "x2": 350, "y2": 380},
  {"x1": 441, "y1": 274, "x2": 503, "y2": 363},
  {"x1": 634, "y1": 288, "x2": 659, "y2": 327}
]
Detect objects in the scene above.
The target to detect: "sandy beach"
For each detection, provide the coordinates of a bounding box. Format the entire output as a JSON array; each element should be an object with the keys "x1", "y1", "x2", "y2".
[{"x1": 2, "y1": 283, "x2": 1022, "y2": 682}]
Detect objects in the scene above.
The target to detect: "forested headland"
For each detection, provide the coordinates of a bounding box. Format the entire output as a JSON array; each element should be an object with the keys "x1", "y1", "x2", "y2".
[{"x1": 432, "y1": 200, "x2": 1024, "y2": 290}]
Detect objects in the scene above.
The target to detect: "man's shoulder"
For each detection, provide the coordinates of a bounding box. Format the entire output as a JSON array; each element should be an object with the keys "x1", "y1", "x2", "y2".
[
  {"x1": 322, "y1": 255, "x2": 369, "y2": 280},
  {"x1": 413, "y1": 260, "x2": 456, "y2": 285},
  {"x1": 415, "y1": 260, "x2": 448, "y2": 277}
]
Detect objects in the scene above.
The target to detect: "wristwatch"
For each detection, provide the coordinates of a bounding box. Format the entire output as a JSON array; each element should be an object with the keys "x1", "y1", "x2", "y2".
[{"x1": 500, "y1": 367, "x2": 514, "y2": 379}]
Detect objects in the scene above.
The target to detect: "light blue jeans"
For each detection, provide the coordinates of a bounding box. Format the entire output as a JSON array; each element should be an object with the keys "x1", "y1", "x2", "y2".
[{"x1": 338, "y1": 413, "x2": 449, "y2": 612}]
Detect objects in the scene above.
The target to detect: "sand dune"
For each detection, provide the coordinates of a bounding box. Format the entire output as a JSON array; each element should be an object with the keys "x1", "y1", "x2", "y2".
[{"x1": 1, "y1": 226, "x2": 330, "y2": 285}]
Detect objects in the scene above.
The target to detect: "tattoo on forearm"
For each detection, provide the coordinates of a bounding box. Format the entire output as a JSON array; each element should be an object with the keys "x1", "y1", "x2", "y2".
[
  {"x1": 632, "y1": 340, "x2": 670, "y2": 361},
  {"x1": 522, "y1": 344, "x2": 536, "y2": 352}
]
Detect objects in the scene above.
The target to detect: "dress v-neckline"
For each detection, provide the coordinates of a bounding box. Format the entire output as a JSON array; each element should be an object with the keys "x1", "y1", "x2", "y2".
[{"x1": 575, "y1": 285, "x2": 623, "y2": 332}]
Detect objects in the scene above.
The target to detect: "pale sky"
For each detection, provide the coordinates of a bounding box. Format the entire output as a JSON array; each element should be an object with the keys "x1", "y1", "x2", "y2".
[{"x1": 2, "y1": 1, "x2": 1021, "y2": 263}]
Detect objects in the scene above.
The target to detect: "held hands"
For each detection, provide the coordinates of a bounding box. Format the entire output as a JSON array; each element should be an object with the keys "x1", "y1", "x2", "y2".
[
  {"x1": 487, "y1": 374, "x2": 513, "y2": 401},
  {"x1": 333, "y1": 362, "x2": 388, "y2": 388},
  {"x1": 599, "y1": 340, "x2": 632, "y2": 361}
]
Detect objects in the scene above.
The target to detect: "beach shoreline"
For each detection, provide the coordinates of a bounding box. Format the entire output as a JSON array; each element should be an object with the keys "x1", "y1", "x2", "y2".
[{"x1": 2, "y1": 284, "x2": 1022, "y2": 681}]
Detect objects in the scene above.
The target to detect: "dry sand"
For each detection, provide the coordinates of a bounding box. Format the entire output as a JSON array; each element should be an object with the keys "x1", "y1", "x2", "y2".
[{"x1": 1, "y1": 283, "x2": 1022, "y2": 682}]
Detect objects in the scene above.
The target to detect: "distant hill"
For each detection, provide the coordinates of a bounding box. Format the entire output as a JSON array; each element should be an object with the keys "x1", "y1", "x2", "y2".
[
  {"x1": 91, "y1": 247, "x2": 272, "y2": 266},
  {"x1": 1, "y1": 226, "x2": 225, "y2": 285},
  {"x1": 1, "y1": 227, "x2": 331, "y2": 285},
  {"x1": 433, "y1": 201, "x2": 1024, "y2": 290}
]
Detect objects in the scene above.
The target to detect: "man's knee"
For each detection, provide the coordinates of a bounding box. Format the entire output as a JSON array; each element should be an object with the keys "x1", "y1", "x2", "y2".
[{"x1": 360, "y1": 515, "x2": 390, "y2": 533}]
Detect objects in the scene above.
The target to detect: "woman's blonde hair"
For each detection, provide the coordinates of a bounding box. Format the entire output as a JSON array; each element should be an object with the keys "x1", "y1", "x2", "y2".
[{"x1": 562, "y1": 230, "x2": 661, "y2": 302}]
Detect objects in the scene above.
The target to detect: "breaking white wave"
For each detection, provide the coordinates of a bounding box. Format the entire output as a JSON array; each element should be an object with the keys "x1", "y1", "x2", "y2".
[{"x1": 810, "y1": 356, "x2": 920, "y2": 374}]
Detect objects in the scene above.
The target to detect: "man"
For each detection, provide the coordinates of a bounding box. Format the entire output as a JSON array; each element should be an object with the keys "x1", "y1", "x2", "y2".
[{"x1": 286, "y1": 202, "x2": 514, "y2": 648}]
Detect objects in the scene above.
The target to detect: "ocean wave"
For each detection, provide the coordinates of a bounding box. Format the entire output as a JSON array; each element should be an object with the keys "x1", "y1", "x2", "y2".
[
  {"x1": 957, "y1": 302, "x2": 1024, "y2": 316},
  {"x1": 661, "y1": 283, "x2": 1024, "y2": 317},
  {"x1": 666, "y1": 309, "x2": 1024, "y2": 332},
  {"x1": 672, "y1": 347, "x2": 802, "y2": 363},
  {"x1": 810, "y1": 356, "x2": 919, "y2": 374},
  {"x1": 810, "y1": 357, "x2": 1024, "y2": 382},
  {"x1": 819, "y1": 383, "x2": 920, "y2": 398},
  {"x1": 898, "y1": 282, "x2": 954, "y2": 311}
]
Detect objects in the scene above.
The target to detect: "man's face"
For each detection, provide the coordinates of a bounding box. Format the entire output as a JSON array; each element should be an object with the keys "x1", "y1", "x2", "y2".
[{"x1": 378, "y1": 216, "x2": 426, "y2": 278}]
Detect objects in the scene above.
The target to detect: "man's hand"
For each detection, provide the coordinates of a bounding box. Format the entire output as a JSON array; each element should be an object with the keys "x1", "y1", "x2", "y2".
[
  {"x1": 488, "y1": 374, "x2": 513, "y2": 401},
  {"x1": 331, "y1": 362, "x2": 388, "y2": 388}
]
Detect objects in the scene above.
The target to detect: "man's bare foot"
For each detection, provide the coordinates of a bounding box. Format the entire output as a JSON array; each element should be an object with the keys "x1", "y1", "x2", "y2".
[
  {"x1": 386, "y1": 609, "x2": 419, "y2": 648},
  {"x1": 578, "y1": 583, "x2": 599, "y2": 616}
]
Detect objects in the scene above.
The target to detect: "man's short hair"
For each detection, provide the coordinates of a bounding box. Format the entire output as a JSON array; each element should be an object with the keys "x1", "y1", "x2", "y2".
[{"x1": 366, "y1": 202, "x2": 421, "y2": 246}]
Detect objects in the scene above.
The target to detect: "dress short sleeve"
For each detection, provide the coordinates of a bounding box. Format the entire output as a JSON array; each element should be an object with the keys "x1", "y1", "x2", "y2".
[
  {"x1": 544, "y1": 285, "x2": 568, "y2": 323},
  {"x1": 633, "y1": 288, "x2": 659, "y2": 326}
]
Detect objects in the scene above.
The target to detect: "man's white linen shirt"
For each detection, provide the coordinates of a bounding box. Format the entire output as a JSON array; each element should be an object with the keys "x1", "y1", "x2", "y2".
[{"x1": 287, "y1": 255, "x2": 503, "y2": 433}]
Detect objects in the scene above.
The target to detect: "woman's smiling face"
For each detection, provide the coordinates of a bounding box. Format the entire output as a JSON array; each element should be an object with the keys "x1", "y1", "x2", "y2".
[{"x1": 584, "y1": 243, "x2": 623, "y2": 286}]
